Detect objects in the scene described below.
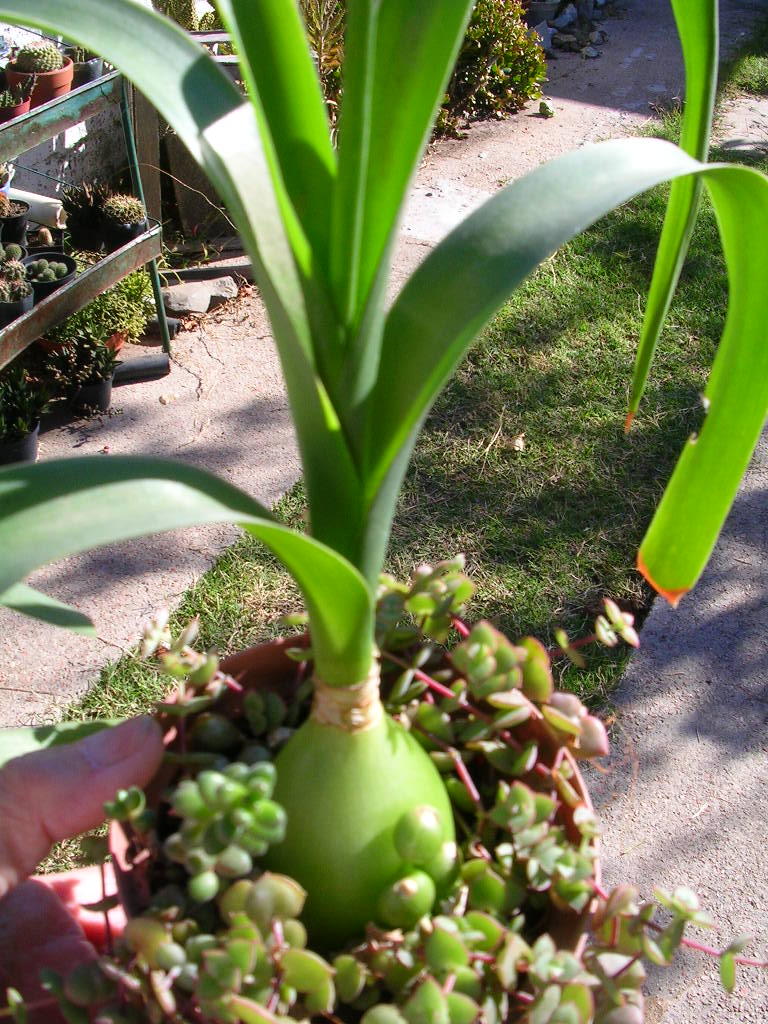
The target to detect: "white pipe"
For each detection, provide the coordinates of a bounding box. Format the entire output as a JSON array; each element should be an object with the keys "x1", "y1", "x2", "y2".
[{"x1": 9, "y1": 188, "x2": 66, "y2": 229}]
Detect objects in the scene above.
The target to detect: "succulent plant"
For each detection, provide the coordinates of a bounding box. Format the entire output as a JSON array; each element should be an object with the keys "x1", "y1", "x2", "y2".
[
  {"x1": 13, "y1": 41, "x2": 64, "y2": 73},
  {"x1": 27, "y1": 567, "x2": 748, "y2": 1024},
  {"x1": 46, "y1": 331, "x2": 120, "y2": 391},
  {"x1": 0, "y1": 278, "x2": 31, "y2": 303},
  {"x1": 0, "y1": 193, "x2": 11, "y2": 218},
  {"x1": 62, "y1": 180, "x2": 113, "y2": 239},
  {"x1": 2, "y1": 258, "x2": 26, "y2": 283},
  {"x1": 0, "y1": 78, "x2": 33, "y2": 107},
  {"x1": 1, "y1": 244, "x2": 22, "y2": 262},
  {"x1": 0, "y1": 365, "x2": 48, "y2": 441},
  {"x1": 101, "y1": 192, "x2": 146, "y2": 226},
  {"x1": 25, "y1": 258, "x2": 70, "y2": 282}
]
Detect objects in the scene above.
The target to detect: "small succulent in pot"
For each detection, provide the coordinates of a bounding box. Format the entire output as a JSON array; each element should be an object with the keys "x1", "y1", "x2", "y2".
[
  {"x1": 0, "y1": 269, "x2": 33, "y2": 327},
  {"x1": 0, "y1": 76, "x2": 34, "y2": 122},
  {"x1": 46, "y1": 329, "x2": 121, "y2": 412},
  {"x1": 25, "y1": 257, "x2": 70, "y2": 284},
  {"x1": 62, "y1": 180, "x2": 113, "y2": 250},
  {"x1": 101, "y1": 192, "x2": 148, "y2": 250},
  {"x1": 0, "y1": 191, "x2": 30, "y2": 244},
  {"x1": 0, "y1": 364, "x2": 48, "y2": 464}
]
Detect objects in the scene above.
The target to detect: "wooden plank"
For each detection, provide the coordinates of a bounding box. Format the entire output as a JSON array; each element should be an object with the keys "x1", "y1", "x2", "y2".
[
  {"x1": 0, "y1": 225, "x2": 163, "y2": 370},
  {"x1": 0, "y1": 72, "x2": 122, "y2": 163},
  {"x1": 131, "y1": 86, "x2": 162, "y2": 224}
]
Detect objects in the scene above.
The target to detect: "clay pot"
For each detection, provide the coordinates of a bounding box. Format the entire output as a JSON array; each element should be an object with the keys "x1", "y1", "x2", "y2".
[
  {"x1": 0, "y1": 96, "x2": 31, "y2": 124},
  {"x1": 6, "y1": 57, "x2": 74, "y2": 109}
]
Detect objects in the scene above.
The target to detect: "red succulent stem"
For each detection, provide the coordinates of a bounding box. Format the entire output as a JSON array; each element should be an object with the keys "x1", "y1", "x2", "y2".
[
  {"x1": 410, "y1": 722, "x2": 483, "y2": 809},
  {"x1": 453, "y1": 617, "x2": 471, "y2": 638}
]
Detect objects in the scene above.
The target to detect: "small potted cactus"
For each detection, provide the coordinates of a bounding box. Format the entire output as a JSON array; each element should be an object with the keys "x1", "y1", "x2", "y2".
[
  {"x1": 0, "y1": 364, "x2": 48, "y2": 464},
  {"x1": 61, "y1": 43, "x2": 104, "y2": 87},
  {"x1": 0, "y1": 192, "x2": 30, "y2": 245},
  {"x1": 46, "y1": 329, "x2": 121, "y2": 413},
  {"x1": 4, "y1": 40, "x2": 73, "y2": 108},
  {"x1": 22, "y1": 251, "x2": 78, "y2": 300},
  {"x1": 0, "y1": 241, "x2": 28, "y2": 263},
  {"x1": 101, "y1": 192, "x2": 148, "y2": 251},
  {"x1": 0, "y1": 75, "x2": 34, "y2": 123},
  {"x1": 62, "y1": 180, "x2": 113, "y2": 251},
  {"x1": 0, "y1": 271, "x2": 32, "y2": 328}
]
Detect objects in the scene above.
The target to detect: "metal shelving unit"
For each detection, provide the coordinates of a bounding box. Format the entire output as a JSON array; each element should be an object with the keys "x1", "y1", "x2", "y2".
[{"x1": 0, "y1": 70, "x2": 170, "y2": 370}]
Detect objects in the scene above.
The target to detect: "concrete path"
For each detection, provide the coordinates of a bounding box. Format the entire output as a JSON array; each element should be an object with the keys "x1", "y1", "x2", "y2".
[{"x1": 590, "y1": 431, "x2": 768, "y2": 1022}]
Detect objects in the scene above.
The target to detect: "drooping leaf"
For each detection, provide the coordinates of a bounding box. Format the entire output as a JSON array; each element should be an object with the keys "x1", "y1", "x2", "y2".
[
  {"x1": 0, "y1": 458, "x2": 373, "y2": 685},
  {"x1": 0, "y1": 719, "x2": 122, "y2": 770},
  {"x1": 0, "y1": 582, "x2": 95, "y2": 634}
]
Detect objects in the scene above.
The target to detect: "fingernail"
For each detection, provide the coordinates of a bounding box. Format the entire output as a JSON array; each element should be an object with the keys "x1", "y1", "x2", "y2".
[{"x1": 80, "y1": 716, "x2": 158, "y2": 770}]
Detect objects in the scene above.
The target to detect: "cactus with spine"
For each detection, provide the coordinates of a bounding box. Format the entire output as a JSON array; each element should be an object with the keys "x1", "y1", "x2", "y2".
[
  {"x1": 101, "y1": 193, "x2": 145, "y2": 226},
  {"x1": 13, "y1": 41, "x2": 64, "y2": 73},
  {"x1": 0, "y1": 194, "x2": 11, "y2": 218},
  {"x1": 2, "y1": 259, "x2": 26, "y2": 283},
  {"x1": 0, "y1": 277, "x2": 31, "y2": 303},
  {"x1": 25, "y1": 258, "x2": 70, "y2": 284},
  {"x1": 0, "y1": 244, "x2": 23, "y2": 263}
]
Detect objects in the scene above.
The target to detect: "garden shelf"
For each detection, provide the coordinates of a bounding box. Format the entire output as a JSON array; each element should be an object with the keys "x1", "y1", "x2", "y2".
[{"x1": 0, "y1": 69, "x2": 170, "y2": 371}]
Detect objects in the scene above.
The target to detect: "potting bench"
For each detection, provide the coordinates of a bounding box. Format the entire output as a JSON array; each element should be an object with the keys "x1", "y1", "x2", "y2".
[{"x1": 0, "y1": 70, "x2": 170, "y2": 370}]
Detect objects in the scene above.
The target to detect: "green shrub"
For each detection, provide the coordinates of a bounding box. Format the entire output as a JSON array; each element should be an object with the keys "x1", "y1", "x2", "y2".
[
  {"x1": 44, "y1": 267, "x2": 154, "y2": 345},
  {"x1": 441, "y1": 0, "x2": 547, "y2": 129},
  {"x1": 296, "y1": 0, "x2": 546, "y2": 131}
]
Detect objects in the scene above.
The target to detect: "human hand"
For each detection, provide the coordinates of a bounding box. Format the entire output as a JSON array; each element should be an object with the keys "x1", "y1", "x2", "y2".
[{"x1": 0, "y1": 717, "x2": 163, "y2": 1012}]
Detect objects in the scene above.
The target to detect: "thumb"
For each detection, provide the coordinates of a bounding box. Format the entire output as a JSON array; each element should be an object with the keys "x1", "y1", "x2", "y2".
[{"x1": 0, "y1": 716, "x2": 163, "y2": 898}]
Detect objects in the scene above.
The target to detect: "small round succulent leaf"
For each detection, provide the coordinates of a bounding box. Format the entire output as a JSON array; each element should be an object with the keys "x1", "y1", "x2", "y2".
[
  {"x1": 403, "y1": 977, "x2": 450, "y2": 1024},
  {"x1": 394, "y1": 804, "x2": 445, "y2": 864},
  {"x1": 446, "y1": 992, "x2": 479, "y2": 1024},
  {"x1": 334, "y1": 954, "x2": 366, "y2": 1003},
  {"x1": 425, "y1": 924, "x2": 470, "y2": 973},
  {"x1": 280, "y1": 948, "x2": 333, "y2": 992},
  {"x1": 518, "y1": 637, "x2": 554, "y2": 701},
  {"x1": 246, "y1": 872, "x2": 306, "y2": 929},
  {"x1": 361, "y1": 1005, "x2": 408, "y2": 1024}
]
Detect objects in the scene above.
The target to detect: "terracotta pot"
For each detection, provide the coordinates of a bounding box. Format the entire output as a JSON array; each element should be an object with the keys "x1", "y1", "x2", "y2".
[
  {"x1": 111, "y1": 636, "x2": 599, "y2": 954},
  {"x1": 106, "y1": 331, "x2": 127, "y2": 354},
  {"x1": 6, "y1": 57, "x2": 74, "y2": 109},
  {"x1": 0, "y1": 96, "x2": 30, "y2": 123}
]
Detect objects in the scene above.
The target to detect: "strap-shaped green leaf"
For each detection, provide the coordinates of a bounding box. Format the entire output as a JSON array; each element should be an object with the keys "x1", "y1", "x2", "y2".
[
  {"x1": 215, "y1": 0, "x2": 336, "y2": 265},
  {"x1": 366, "y1": 139, "x2": 768, "y2": 599},
  {"x1": 627, "y1": 0, "x2": 718, "y2": 421},
  {"x1": 638, "y1": 163, "x2": 768, "y2": 600},
  {"x1": 0, "y1": 582, "x2": 95, "y2": 634},
  {"x1": 0, "y1": 459, "x2": 373, "y2": 686},
  {"x1": 330, "y1": 0, "x2": 474, "y2": 330}
]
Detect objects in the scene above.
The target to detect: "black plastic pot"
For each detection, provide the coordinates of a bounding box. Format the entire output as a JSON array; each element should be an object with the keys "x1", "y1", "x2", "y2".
[
  {"x1": 22, "y1": 251, "x2": 78, "y2": 302},
  {"x1": 0, "y1": 290, "x2": 33, "y2": 328},
  {"x1": 65, "y1": 222, "x2": 104, "y2": 253},
  {"x1": 0, "y1": 200, "x2": 30, "y2": 245},
  {"x1": 72, "y1": 375, "x2": 113, "y2": 413},
  {"x1": 103, "y1": 217, "x2": 149, "y2": 253},
  {"x1": 0, "y1": 421, "x2": 39, "y2": 465},
  {"x1": 70, "y1": 55, "x2": 104, "y2": 88}
]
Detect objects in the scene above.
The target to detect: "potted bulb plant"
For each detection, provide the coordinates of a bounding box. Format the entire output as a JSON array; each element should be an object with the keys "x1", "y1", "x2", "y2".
[
  {"x1": 4, "y1": 40, "x2": 73, "y2": 108},
  {"x1": 0, "y1": 0, "x2": 767, "y2": 1019},
  {"x1": 0, "y1": 364, "x2": 48, "y2": 464}
]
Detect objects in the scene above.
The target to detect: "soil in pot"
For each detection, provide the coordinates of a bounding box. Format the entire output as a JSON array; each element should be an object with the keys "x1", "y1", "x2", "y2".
[
  {"x1": 0, "y1": 420, "x2": 39, "y2": 465},
  {"x1": 5, "y1": 56, "x2": 74, "y2": 108},
  {"x1": 71, "y1": 374, "x2": 113, "y2": 413},
  {"x1": 0, "y1": 289, "x2": 33, "y2": 328},
  {"x1": 0, "y1": 199, "x2": 30, "y2": 245}
]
